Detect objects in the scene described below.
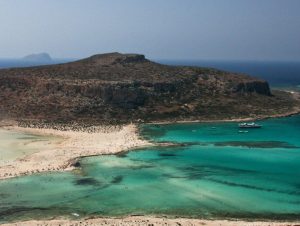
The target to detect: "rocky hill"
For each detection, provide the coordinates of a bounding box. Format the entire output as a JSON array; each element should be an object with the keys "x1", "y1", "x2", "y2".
[{"x1": 0, "y1": 52, "x2": 298, "y2": 125}]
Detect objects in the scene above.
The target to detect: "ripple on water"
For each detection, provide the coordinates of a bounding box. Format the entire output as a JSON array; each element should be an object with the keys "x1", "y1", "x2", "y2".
[
  {"x1": 214, "y1": 141, "x2": 298, "y2": 149},
  {"x1": 1, "y1": 115, "x2": 300, "y2": 222}
]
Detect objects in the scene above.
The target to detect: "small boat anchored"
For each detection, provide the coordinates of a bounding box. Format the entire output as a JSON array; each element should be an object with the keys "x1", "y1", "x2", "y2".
[{"x1": 238, "y1": 122, "x2": 262, "y2": 128}]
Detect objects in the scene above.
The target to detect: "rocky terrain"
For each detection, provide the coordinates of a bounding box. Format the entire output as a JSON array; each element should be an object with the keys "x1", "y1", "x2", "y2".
[{"x1": 0, "y1": 52, "x2": 299, "y2": 125}]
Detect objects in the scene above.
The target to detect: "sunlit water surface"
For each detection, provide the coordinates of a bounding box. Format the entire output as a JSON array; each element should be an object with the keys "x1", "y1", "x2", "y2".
[{"x1": 0, "y1": 116, "x2": 300, "y2": 223}]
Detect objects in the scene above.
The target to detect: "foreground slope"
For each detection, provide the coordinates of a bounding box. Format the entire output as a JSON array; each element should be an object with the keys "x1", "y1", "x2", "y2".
[{"x1": 0, "y1": 52, "x2": 298, "y2": 124}]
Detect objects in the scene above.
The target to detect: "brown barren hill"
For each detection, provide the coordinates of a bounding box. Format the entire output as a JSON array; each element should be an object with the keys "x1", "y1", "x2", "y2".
[{"x1": 0, "y1": 52, "x2": 299, "y2": 125}]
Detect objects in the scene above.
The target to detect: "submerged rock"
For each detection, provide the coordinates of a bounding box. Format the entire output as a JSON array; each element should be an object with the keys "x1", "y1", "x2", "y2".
[
  {"x1": 111, "y1": 175, "x2": 123, "y2": 184},
  {"x1": 75, "y1": 177, "x2": 99, "y2": 186},
  {"x1": 214, "y1": 141, "x2": 298, "y2": 149},
  {"x1": 72, "y1": 161, "x2": 81, "y2": 168}
]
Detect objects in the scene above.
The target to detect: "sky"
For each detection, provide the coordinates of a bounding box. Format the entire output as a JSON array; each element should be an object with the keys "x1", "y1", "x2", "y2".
[{"x1": 0, "y1": 0, "x2": 300, "y2": 61}]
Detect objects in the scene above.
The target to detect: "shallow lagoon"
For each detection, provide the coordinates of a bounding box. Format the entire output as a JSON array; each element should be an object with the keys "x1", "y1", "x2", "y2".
[
  {"x1": 0, "y1": 116, "x2": 300, "y2": 223},
  {"x1": 0, "y1": 129, "x2": 57, "y2": 166}
]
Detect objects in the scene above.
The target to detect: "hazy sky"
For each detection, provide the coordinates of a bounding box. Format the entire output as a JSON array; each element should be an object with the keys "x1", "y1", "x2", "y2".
[{"x1": 0, "y1": 0, "x2": 300, "y2": 61}]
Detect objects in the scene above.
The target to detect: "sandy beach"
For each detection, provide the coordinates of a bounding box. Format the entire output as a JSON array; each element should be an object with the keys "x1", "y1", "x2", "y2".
[
  {"x1": 1, "y1": 1, "x2": 300, "y2": 224},
  {"x1": 0, "y1": 123, "x2": 152, "y2": 180},
  {"x1": 2, "y1": 216, "x2": 300, "y2": 226},
  {"x1": 1, "y1": 98, "x2": 300, "y2": 180},
  {"x1": 1, "y1": 107, "x2": 300, "y2": 225}
]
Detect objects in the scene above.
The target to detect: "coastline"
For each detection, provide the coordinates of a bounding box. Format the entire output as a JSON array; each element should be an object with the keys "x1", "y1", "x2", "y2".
[
  {"x1": 1, "y1": 99, "x2": 300, "y2": 225},
  {"x1": 2, "y1": 216, "x2": 300, "y2": 226},
  {"x1": 1, "y1": 103, "x2": 300, "y2": 180},
  {"x1": 0, "y1": 124, "x2": 152, "y2": 180},
  {"x1": 147, "y1": 89, "x2": 300, "y2": 125},
  {"x1": 147, "y1": 107, "x2": 300, "y2": 125}
]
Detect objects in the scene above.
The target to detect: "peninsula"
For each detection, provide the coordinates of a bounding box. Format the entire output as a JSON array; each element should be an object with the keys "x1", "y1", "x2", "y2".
[{"x1": 0, "y1": 52, "x2": 299, "y2": 126}]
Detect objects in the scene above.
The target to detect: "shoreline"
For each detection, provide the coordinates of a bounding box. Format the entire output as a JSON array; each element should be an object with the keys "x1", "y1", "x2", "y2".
[
  {"x1": 1, "y1": 106, "x2": 300, "y2": 180},
  {"x1": 1, "y1": 104, "x2": 300, "y2": 225},
  {"x1": 0, "y1": 124, "x2": 152, "y2": 180},
  {"x1": 147, "y1": 109, "x2": 300, "y2": 125},
  {"x1": 147, "y1": 89, "x2": 300, "y2": 125},
  {"x1": 1, "y1": 216, "x2": 300, "y2": 226}
]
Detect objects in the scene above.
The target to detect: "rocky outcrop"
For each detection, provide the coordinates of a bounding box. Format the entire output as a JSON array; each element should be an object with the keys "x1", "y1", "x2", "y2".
[
  {"x1": 0, "y1": 52, "x2": 296, "y2": 124},
  {"x1": 233, "y1": 81, "x2": 271, "y2": 96}
]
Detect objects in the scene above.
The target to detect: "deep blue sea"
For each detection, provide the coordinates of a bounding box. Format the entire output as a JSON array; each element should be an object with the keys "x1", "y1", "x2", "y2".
[
  {"x1": 0, "y1": 59, "x2": 72, "y2": 69},
  {"x1": 157, "y1": 59, "x2": 300, "y2": 90}
]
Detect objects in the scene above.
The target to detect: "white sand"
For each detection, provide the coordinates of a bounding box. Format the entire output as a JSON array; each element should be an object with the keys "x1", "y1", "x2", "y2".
[
  {"x1": 0, "y1": 124, "x2": 151, "y2": 179},
  {"x1": 1, "y1": 119, "x2": 300, "y2": 225},
  {"x1": 1, "y1": 216, "x2": 299, "y2": 226}
]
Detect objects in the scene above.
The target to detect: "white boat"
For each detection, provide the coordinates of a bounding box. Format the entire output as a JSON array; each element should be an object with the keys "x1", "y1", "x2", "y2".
[{"x1": 238, "y1": 122, "x2": 262, "y2": 128}]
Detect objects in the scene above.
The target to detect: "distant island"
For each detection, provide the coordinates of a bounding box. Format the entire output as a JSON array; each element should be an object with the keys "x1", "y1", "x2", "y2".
[
  {"x1": 0, "y1": 52, "x2": 299, "y2": 126},
  {"x1": 22, "y1": 52, "x2": 53, "y2": 62}
]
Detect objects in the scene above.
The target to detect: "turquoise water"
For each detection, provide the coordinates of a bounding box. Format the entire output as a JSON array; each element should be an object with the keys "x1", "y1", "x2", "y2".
[{"x1": 1, "y1": 116, "x2": 300, "y2": 222}]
